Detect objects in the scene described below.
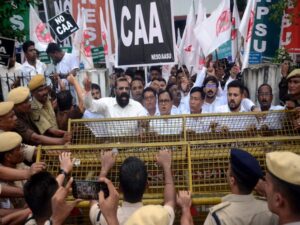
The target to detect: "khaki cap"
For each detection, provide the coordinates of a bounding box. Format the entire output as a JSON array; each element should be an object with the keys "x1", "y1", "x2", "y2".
[
  {"x1": 0, "y1": 132, "x2": 22, "y2": 152},
  {"x1": 287, "y1": 69, "x2": 300, "y2": 80},
  {"x1": 0, "y1": 102, "x2": 14, "y2": 116},
  {"x1": 7, "y1": 87, "x2": 30, "y2": 104},
  {"x1": 266, "y1": 151, "x2": 300, "y2": 186},
  {"x1": 125, "y1": 205, "x2": 170, "y2": 225},
  {"x1": 28, "y1": 75, "x2": 45, "y2": 91}
]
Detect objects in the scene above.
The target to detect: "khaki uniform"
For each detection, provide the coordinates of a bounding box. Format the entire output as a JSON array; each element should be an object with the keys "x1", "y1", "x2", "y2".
[
  {"x1": 203, "y1": 194, "x2": 278, "y2": 225},
  {"x1": 89, "y1": 201, "x2": 175, "y2": 225},
  {"x1": 30, "y1": 97, "x2": 58, "y2": 134},
  {"x1": 0, "y1": 129, "x2": 35, "y2": 162}
]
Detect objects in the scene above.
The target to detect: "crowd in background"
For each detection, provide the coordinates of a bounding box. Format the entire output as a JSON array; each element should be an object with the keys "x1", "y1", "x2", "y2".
[{"x1": 0, "y1": 40, "x2": 300, "y2": 225}]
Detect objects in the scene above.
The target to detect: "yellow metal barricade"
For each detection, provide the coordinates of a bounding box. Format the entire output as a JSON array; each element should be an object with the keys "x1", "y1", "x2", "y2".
[{"x1": 35, "y1": 110, "x2": 300, "y2": 224}]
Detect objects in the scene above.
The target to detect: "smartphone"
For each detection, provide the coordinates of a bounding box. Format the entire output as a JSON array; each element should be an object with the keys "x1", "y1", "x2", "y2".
[{"x1": 72, "y1": 180, "x2": 109, "y2": 200}]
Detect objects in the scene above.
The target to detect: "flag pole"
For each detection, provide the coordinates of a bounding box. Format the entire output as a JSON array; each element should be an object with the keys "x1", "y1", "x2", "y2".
[{"x1": 105, "y1": 0, "x2": 113, "y2": 75}]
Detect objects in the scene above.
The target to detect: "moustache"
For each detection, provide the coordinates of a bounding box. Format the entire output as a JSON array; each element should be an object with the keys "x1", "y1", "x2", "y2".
[{"x1": 120, "y1": 93, "x2": 129, "y2": 98}]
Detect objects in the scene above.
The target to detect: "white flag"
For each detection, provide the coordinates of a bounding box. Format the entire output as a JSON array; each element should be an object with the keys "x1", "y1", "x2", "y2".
[
  {"x1": 176, "y1": 28, "x2": 182, "y2": 48},
  {"x1": 29, "y1": 5, "x2": 54, "y2": 52},
  {"x1": 239, "y1": 0, "x2": 257, "y2": 70},
  {"x1": 231, "y1": 0, "x2": 241, "y2": 62},
  {"x1": 194, "y1": 0, "x2": 231, "y2": 57},
  {"x1": 72, "y1": 6, "x2": 94, "y2": 69},
  {"x1": 195, "y1": 0, "x2": 206, "y2": 70},
  {"x1": 178, "y1": 2, "x2": 199, "y2": 70}
]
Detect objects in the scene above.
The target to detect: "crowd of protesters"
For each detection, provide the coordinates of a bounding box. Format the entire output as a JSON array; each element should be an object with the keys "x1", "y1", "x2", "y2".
[{"x1": 0, "y1": 40, "x2": 300, "y2": 225}]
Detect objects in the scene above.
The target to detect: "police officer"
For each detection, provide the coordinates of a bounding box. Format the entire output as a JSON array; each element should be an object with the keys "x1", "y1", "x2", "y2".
[
  {"x1": 28, "y1": 75, "x2": 67, "y2": 138},
  {"x1": 265, "y1": 151, "x2": 300, "y2": 225},
  {"x1": 203, "y1": 148, "x2": 278, "y2": 225},
  {"x1": 7, "y1": 87, "x2": 70, "y2": 145}
]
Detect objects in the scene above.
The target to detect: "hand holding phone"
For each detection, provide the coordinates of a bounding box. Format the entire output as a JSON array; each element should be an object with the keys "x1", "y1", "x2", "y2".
[{"x1": 72, "y1": 180, "x2": 109, "y2": 200}]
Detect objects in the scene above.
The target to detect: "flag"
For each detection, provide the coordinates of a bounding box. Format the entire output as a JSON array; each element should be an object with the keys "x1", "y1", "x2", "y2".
[
  {"x1": 178, "y1": 2, "x2": 199, "y2": 71},
  {"x1": 194, "y1": 0, "x2": 231, "y2": 57},
  {"x1": 72, "y1": 5, "x2": 94, "y2": 69},
  {"x1": 29, "y1": 5, "x2": 54, "y2": 52},
  {"x1": 100, "y1": 6, "x2": 112, "y2": 72},
  {"x1": 176, "y1": 28, "x2": 182, "y2": 48},
  {"x1": 231, "y1": 0, "x2": 241, "y2": 62},
  {"x1": 239, "y1": 0, "x2": 257, "y2": 70},
  {"x1": 194, "y1": 0, "x2": 206, "y2": 70}
]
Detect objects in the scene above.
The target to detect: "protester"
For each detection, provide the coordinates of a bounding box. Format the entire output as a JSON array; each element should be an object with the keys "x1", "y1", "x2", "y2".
[
  {"x1": 21, "y1": 41, "x2": 47, "y2": 81},
  {"x1": 142, "y1": 87, "x2": 159, "y2": 116},
  {"x1": 130, "y1": 77, "x2": 144, "y2": 104},
  {"x1": 83, "y1": 77, "x2": 146, "y2": 118},
  {"x1": 90, "y1": 149, "x2": 175, "y2": 225}
]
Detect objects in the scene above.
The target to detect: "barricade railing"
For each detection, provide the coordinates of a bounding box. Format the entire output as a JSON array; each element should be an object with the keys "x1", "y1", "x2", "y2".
[
  {"x1": 68, "y1": 110, "x2": 299, "y2": 145},
  {"x1": 35, "y1": 110, "x2": 300, "y2": 224}
]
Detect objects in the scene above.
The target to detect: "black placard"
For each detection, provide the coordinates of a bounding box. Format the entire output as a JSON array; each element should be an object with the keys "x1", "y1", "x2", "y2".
[
  {"x1": 0, "y1": 37, "x2": 15, "y2": 67},
  {"x1": 109, "y1": 0, "x2": 176, "y2": 67},
  {"x1": 48, "y1": 10, "x2": 79, "y2": 42}
]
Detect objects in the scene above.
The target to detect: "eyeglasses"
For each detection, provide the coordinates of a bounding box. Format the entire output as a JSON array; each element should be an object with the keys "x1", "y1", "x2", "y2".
[{"x1": 205, "y1": 84, "x2": 217, "y2": 88}]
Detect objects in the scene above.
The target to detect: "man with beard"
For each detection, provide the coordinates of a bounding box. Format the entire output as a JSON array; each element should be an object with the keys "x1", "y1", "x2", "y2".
[
  {"x1": 215, "y1": 80, "x2": 256, "y2": 132},
  {"x1": 202, "y1": 76, "x2": 224, "y2": 113},
  {"x1": 256, "y1": 84, "x2": 284, "y2": 130},
  {"x1": 28, "y1": 75, "x2": 67, "y2": 138},
  {"x1": 257, "y1": 84, "x2": 284, "y2": 111},
  {"x1": 83, "y1": 77, "x2": 146, "y2": 137},
  {"x1": 83, "y1": 77, "x2": 146, "y2": 118}
]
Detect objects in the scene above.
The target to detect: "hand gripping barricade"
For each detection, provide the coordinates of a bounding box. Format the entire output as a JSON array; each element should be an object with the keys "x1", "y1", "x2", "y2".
[{"x1": 36, "y1": 110, "x2": 300, "y2": 224}]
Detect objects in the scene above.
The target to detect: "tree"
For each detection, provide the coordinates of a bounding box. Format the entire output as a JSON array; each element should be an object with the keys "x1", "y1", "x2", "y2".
[{"x1": 0, "y1": 0, "x2": 36, "y2": 41}]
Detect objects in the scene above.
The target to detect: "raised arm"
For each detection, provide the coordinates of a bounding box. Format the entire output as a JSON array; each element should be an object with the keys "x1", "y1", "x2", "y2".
[
  {"x1": 156, "y1": 149, "x2": 176, "y2": 209},
  {"x1": 177, "y1": 191, "x2": 194, "y2": 225}
]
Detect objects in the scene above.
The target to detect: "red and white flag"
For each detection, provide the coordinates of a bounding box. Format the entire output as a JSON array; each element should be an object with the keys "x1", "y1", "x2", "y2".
[
  {"x1": 194, "y1": 0, "x2": 231, "y2": 57},
  {"x1": 178, "y1": 2, "x2": 199, "y2": 70},
  {"x1": 231, "y1": 0, "x2": 241, "y2": 62},
  {"x1": 72, "y1": 5, "x2": 94, "y2": 69},
  {"x1": 29, "y1": 5, "x2": 54, "y2": 52},
  {"x1": 239, "y1": 0, "x2": 257, "y2": 70}
]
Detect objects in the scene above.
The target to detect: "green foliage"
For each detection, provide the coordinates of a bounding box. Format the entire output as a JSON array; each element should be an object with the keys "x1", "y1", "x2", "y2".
[
  {"x1": 0, "y1": 0, "x2": 36, "y2": 41},
  {"x1": 269, "y1": 0, "x2": 299, "y2": 24},
  {"x1": 272, "y1": 47, "x2": 292, "y2": 63}
]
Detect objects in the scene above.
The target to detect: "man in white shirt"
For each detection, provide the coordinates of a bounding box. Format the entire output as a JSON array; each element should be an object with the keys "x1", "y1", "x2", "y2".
[
  {"x1": 0, "y1": 57, "x2": 22, "y2": 101},
  {"x1": 202, "y1": 76, "x2": 223, "y2": 113},
  {"x1": 257, "y1": 83, "x2": 285, "y2": 130},
  {"x1": 149, "y1": 90, "x2": 182, "y2": 135},
  {"x1": 215, "y1": 80, "x2": 257, "y2": 131},
  {"x1": 258, "y1": 84, "x2": 284, "y2": 111},
  {"x1": 142, "y1": 87, "x2": 159, "y2": 116},
  {"x1": 46, "y1": 43, "x2": 79, "y2": 102},
  {"x1": 21, "y1": 41, "x2": 47, "y2": 84},
  {"x1": 186, "y1": 87, "x2": 211, "y2": 133},
  {"x1": 83, "y1": 77, "x2": 146, "y2": 136}
]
